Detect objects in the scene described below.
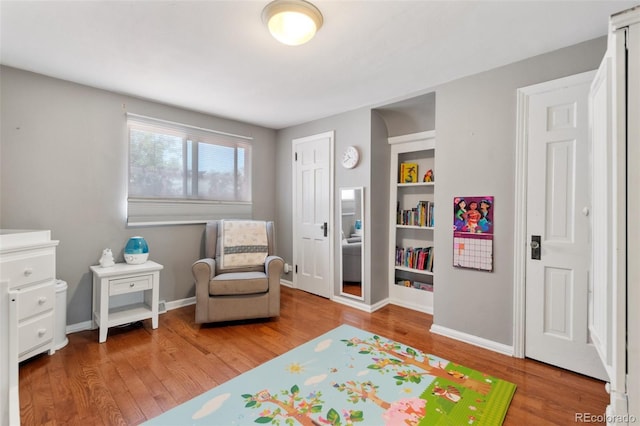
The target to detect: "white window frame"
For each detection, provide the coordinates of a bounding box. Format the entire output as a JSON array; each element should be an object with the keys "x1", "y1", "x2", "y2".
[{"x1": 126, "y1": 113, "x2": 253, "y2": 226}]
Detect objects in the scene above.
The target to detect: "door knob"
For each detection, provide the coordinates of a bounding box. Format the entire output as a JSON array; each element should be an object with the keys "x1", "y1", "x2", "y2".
[{"x1": 531, "y1": 235, "x2": 541, "y2": 260}]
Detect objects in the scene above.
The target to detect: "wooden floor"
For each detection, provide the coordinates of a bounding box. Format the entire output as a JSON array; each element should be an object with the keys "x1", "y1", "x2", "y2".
[{"x1": 19, "y1": 286, "x2": 608, "y2": 425}]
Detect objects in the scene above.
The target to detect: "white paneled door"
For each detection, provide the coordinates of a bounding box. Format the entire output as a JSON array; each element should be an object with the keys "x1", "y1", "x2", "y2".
[
  {"x1": 524, "y1": 72, "x2": 608, "y2": 381},
  {"x1": 292, "y1": 132, "x2": 333, "y2": 298}
]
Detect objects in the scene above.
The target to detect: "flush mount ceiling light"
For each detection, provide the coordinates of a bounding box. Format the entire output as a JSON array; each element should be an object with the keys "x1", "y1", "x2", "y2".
[{"x1": 262, "y1": 0, "x2": 323, "y2": 46}]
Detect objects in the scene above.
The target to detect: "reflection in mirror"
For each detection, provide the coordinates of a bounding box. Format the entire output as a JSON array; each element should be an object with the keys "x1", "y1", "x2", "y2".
[{"x1": 340, "y1": 187, "x2": 364, "y2": 300}]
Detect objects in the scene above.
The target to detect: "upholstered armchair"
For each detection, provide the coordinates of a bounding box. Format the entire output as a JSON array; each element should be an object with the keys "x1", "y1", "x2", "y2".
[
  {"x1": 192, "y1": 220, "x2": 284, "y2": 324},
  {"x1": 342, "y1": 236, "x2": 362, "y2": 282}
]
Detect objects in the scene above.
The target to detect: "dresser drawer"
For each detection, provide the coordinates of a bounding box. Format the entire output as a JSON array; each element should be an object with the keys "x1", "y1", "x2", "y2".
[
  {"x1": 16, "y1": 281, "x2": 55, "y2": 321},
  {"x1": 109, "y1": 274, "x2": 152, "y2": 296},
  {"x1": 1, "y1": 252, "x2": 55, "y2": 288},
  {"x1": 18, "y1": 312, "x2": 54, "y2": 357}
]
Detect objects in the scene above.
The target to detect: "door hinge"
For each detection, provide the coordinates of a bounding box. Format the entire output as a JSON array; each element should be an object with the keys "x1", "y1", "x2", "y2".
[
  {"x1": 295, "y1": 264, "x2": 298, "y2": 273},
  {"x1": 295, "y1": 152, "x2": 298, "y2": 161}
]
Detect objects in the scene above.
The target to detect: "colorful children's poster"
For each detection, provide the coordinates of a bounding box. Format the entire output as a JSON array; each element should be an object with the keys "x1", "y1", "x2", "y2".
[{"x1": 453, "y1": 196, "x2": 494, "y2": 271}]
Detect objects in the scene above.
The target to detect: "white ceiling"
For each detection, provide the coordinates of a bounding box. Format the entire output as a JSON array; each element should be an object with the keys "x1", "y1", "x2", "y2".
[{"x1": 1, "y1": 1, "x2": 637, "y2": 129}]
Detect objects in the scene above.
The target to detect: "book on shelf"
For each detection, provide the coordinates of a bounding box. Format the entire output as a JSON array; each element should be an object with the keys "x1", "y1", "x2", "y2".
[
  {"x1": 400, "y1": 162, "x2": 418, "y2": 183},
  {"x1": 396, "y1": 201, "x2": 435, "y2": 227},
  {"x1": 413, "y1": 280, "x2": 433, "y2": 291},
  {"x1": 395, "y1": 279, "x2": 433, "y2": 292},
  {"x1": 395, "y1": 246, "x2": 434, "y2": 272}
]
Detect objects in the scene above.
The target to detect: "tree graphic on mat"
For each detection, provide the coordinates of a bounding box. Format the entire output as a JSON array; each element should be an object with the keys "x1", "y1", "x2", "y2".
[
  {"x1": 332, "y1": 380, "x2": 426, "y2": 425},
  {"x1": 341, "y1": 336, "x2": 492, "y2": 395},
  {"x1": 333, "y1": 379, "x2": 388, "y2": 409},
  {"x1": 242, "y1": 386, "x2": 362, "y2": 425}
]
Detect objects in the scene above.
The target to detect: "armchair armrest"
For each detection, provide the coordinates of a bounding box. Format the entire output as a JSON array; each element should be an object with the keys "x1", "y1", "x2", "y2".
[
  {"x1": 265, "y1": 255, "x2": 284, "y2": 317},
  {"x1": 193, "y1": 258, "x2": 216, "y2": 324},
  {"x1": 265, "y1": 255, "x2": 284, "y2": 276},
  {"x1": 192, "y1": 258, "x2": 216, "y2": 282}
]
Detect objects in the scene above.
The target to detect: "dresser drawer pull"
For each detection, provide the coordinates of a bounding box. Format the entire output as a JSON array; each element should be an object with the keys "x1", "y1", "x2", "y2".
[
  {"x1": 130, "y1": 283, "x2": 135, "y2": 287},
  {"x1": 38, "y1": 297, "x2": 47, "y2": 305},
  {"x1": 38, "y1": 328, "x2": 47, "y2": 337},
  {"x1": 24, "y1": 268, "x2": 33, "y2": 276}
]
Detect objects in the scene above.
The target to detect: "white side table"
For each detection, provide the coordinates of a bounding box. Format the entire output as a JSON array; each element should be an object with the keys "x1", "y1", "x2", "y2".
[{"x1": 89, "y1": 261, "x2": 163, "y2": 343}]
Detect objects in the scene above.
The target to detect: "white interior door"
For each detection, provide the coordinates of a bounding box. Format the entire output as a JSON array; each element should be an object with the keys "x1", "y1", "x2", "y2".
[
  {"x1": 590, "y1": 17, "x2": 634, "y2": 417},
  {"x1": 292, "y1": 132, "x2": 333, "y2": 298},
  {"x1": 524, "y1": 72, "x2": 608, "y2": 381}
]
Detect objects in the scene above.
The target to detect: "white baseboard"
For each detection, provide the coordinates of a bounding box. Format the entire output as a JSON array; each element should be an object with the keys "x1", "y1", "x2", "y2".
[
  {"x1": 66, "y1": 296, "x2": 196, "y2": 335},
  {"x1": 66, "y1": 320, "x2": 94, "y2": 334},
  {"x1": 430, "y1": 324, "x2": 514, "y2": 356},
  {"x1": 165, "y1": 296, "x2": 195, "y2": 311},
  {"x1": 331, "y1": 295, "x2": 376, "y2": 312},
  {"x1": 280, "y1": 279, "x2": 293, "y2": 288},
  {"x1": 388, "y1": 298, "x2": 433, "y2": 315},
  {"x1": 371, "y1": 298, "x2": 390, "y2": 312}
]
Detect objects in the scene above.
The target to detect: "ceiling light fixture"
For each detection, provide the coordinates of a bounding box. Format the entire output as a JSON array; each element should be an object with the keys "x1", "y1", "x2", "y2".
[{"x1": 262, "y1": 0, "x2": 323, "y2": 46}]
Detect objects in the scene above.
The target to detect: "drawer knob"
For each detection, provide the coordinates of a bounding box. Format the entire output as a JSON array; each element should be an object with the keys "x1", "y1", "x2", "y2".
[
  {"x1": 129, "y1": 283, "x2": 135, "y2": 287},
  {"x1": 24, "y1": 268, "x2": 33, "y2": 276},
  {"x1": 38, "y1": 297, "x2": 47, "y2": 305},
  {"x1": 38, "y1": 328, "x2": 47, "y2": 337}
]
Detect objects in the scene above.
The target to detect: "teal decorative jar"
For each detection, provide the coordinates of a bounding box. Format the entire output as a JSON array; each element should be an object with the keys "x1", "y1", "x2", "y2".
[{"x1": 124, "y1": 236, "x2": 149, "y2": 264}]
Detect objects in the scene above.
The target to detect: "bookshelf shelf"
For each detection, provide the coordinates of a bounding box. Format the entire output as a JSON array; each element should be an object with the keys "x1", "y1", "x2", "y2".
[
  {"x1": 397, "y1": 182, "x2": 435, "y2": 188},
  {"x1": 394, "y1": 265, "x2": 434, "y2": 276},
  {"x1": 388, "y1": 130, "x2": 436, "y2": 314},
  {"x1": 396, "y1": 225, "x2": 434, "y2": 230}
]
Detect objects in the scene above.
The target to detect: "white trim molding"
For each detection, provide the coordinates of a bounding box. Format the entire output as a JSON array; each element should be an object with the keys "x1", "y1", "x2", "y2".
[
  {"x1": 430, "y1": 324, "x2": 514, "y2": 357},
  {"x1": 513, "y1": 70, "x2": 597, "y2": 359},
  {"x1": 331, "y1": 295, "x2": 376, "y2": 313},
  {"x1": 388, "y1": 299, "x2": 433, "y2": 315},
  {"x1": 164, "y1": 297, "x2": 195, "y2": 311},
  {"x1": 280, "y1": 279, "x2": 293, "y2": 288}
]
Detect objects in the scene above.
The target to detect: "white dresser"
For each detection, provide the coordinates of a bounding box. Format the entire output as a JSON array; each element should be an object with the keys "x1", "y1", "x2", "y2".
[{"x1": 0, "y1": 229, "x2": 59, "y2": 426}]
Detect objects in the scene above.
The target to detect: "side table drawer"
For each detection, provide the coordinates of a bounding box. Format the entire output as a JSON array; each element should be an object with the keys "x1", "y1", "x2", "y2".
[
  {"x1": 18, "y1": 312, "x2": 54, "y2": 356},
  {"x1": 17, "y1": 281, "x2": 55, "y2": 321},
  {"x1": 109, "y1": 274, "x2": 152, "y2": 296}
]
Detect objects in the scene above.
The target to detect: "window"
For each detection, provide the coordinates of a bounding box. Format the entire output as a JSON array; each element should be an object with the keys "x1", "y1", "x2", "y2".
[{"x1": 126, "y1": 114, "x2": 252, "y2": 225}]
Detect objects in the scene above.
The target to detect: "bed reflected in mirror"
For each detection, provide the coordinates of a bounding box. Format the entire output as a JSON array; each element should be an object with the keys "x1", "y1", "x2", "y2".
[{"x1": 340, "y1": 187, "x2": 364, "y2": 300}]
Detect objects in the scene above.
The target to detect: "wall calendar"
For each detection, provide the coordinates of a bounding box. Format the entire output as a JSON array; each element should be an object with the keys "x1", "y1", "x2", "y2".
[{"x1": 453, "y1": 196, "x2": 494, "y2": 271}]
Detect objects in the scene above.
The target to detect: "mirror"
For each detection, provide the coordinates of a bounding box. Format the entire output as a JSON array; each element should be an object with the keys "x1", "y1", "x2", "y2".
[{"x1": 340, "y1": 187, "x2": 364, "y2": 300}]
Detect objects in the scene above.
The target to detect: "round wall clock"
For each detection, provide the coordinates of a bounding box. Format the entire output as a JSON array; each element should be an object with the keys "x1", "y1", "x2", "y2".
[{"x1": 341, "y1": 146, "x2": 360, "y2": 169}]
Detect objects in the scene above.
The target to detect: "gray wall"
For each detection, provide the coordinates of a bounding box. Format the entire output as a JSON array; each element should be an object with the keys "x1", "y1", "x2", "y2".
[
  {"x1": 369, "y1": 111, "x2": 391, "y2": 304},
  {"x1": 0, "y1": 66, "x2": 277, "y2": 326},
  {"x1": 274, "y1": 37, "x2": 607, "y2": 347},
  {"x1": 1, "y1": 35, "x2": 607, "y2": 345},
  {"x1": 433, "y1": 37, "x2": 607, "y2": 345},
  {"x1": 274, "y1": 108, "x2": 374, "y2": 300}
]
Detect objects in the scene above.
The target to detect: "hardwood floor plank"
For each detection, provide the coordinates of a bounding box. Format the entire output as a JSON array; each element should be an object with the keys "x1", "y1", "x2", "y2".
[
  {"x1": 82, "y1": 365, "x2": 127, "y2": 426},
  {"x1": 101, "y1": 360, "x2": 145, "y2": 425},
  {"x1": 18, "y1": 286, "x2": 608, "y2": 425}
]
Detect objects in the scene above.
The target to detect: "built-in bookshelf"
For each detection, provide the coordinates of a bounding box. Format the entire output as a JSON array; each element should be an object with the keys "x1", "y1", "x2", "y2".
[{"x1": 388, "y1": 131, "x2": 435, "y2": 314}]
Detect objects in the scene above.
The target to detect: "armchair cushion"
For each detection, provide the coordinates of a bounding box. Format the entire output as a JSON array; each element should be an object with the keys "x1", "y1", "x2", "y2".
[{"x1": 210, "y1": 272, "x2": 268, "y2": 296}]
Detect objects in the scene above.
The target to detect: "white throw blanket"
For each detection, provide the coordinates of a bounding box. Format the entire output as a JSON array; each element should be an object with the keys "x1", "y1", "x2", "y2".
[{"x1": 219, "y1": 220, "x2": 268, "y2": 268}]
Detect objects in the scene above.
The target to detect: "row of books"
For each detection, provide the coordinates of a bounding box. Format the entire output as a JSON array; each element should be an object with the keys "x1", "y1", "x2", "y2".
[
  {"x1": 395, "y1": 246, "x2": 434, "y2": 272},
  {"x1": 396, "y1": 279, "x2": 434, "y2": 292},
  {"x1": 397, "y1": 200, "x2": 434, "y2": 227}
]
